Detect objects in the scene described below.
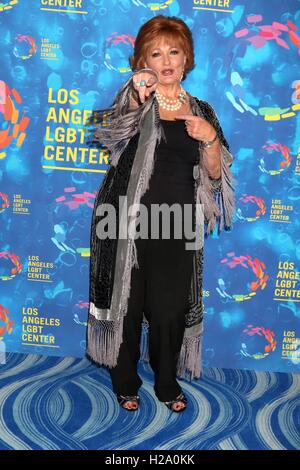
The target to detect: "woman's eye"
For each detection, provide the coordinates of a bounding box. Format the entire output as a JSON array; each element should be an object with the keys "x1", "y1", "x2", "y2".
[{"x1": 151, "y1": 50, "x2": 179, "y2": 57}]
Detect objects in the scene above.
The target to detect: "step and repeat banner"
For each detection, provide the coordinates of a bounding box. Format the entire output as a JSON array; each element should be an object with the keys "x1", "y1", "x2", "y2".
[{"x1": 0, "y1": 0, "x2": 300, "y2": 374}]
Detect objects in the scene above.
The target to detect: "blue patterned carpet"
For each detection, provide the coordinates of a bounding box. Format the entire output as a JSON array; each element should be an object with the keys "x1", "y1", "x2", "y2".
[{"x1": 0, "y1": 352, "x2": 299, "y2": 450}]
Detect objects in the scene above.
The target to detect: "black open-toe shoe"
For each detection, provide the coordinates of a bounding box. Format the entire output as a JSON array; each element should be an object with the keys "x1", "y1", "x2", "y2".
[
  {"x1": 117, "y1": 395, "x2": 140, "y2": 411},
  {"x1": 164, "y1": 392, "x2": 187, "y2": 413}
]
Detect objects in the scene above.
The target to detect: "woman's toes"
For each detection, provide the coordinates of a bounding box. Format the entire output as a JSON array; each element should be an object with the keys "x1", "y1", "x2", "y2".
[
  {"x1": 125, "y1": 400, "x2": 137, "y2": 410},
  {"x1": 173, "y1": 401, "x2": 185, "y2": 411}
]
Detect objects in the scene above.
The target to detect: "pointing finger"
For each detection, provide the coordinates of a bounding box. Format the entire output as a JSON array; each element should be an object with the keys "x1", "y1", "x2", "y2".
[{"x1": 175, "y1": 114, "x2": 201, "y2": 121}]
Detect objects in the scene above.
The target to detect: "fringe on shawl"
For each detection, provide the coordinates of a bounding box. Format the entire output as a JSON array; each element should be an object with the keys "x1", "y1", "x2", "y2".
[
  {"x1": 86, "y1": 313, "x2": 124, "y2": 368},
  {"x1": 197, "y1": 142, "x2": 236, "y2": 237},
  {"x1": 140, "y1": 319, "x2": 202, "y2": 380},
  {"x1": 85, "y1": 232, "x2": 142, "y2": 369},
  {"x1": 176, "y1": 335, "x2": 201, "y2": 380}
]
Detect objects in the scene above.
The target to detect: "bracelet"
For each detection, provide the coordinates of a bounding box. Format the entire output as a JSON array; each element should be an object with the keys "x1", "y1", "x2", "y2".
[{"x1": 200, "y1": 132, "x2": 218, "y2": 149}]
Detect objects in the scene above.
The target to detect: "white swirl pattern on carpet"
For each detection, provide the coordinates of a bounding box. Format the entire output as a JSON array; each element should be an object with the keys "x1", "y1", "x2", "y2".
[{"x1": 0, "y1": 353, "x2": 299, "y2": 450}]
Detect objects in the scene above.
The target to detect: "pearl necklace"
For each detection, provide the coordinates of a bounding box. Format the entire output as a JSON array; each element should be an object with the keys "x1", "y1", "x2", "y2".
[{"x1": 155, "y1": 88, "x2": 186, "y2": 111}]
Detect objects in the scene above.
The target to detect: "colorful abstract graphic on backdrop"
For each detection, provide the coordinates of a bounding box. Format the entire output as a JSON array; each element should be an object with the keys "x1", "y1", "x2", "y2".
[{"x1": 0, "y1": 0, "x2": 300, "y2": 373}]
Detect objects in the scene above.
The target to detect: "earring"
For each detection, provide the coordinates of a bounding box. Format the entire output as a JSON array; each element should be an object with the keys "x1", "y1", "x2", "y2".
[{"x1": 181, "y1": 60, "x2": 186, "y2": 81}]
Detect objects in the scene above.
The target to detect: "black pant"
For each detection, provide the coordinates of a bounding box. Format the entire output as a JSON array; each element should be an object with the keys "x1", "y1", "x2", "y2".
[{"x1": 108, "y1": 232, "x2": 194, "y2": 402}]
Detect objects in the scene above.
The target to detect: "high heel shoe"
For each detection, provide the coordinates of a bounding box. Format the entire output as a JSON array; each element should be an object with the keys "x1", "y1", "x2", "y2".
[
  {"x1": 117, "y1": 395, "x2": 140, "y2": 411},
  {"x1": 164, "y1": 392, "x2": 187, "y2": 412}
]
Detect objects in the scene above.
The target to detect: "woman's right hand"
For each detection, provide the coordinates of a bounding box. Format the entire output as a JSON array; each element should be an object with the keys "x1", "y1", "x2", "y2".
[{"x1": 132, "y1": 71, "x2": 158, "y2": 104}]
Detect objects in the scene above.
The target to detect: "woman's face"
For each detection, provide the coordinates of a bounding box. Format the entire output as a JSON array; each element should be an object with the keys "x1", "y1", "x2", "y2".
[{"x1": 144, "y1": 38, "x2": 186, "y2": 86}]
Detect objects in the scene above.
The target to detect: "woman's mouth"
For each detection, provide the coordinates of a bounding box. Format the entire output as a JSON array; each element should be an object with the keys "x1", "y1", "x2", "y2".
[{"x1": 161, "y1": 69, "x2": 174, "y2": 76}]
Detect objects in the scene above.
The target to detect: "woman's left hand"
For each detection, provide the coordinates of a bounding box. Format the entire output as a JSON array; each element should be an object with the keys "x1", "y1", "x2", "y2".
[{"x1": 175, "y1": 114, "x2": 217, "y2": 143}]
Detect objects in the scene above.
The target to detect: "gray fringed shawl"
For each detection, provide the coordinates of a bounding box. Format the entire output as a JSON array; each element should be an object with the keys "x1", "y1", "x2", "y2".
[{"x1": 85, "y1": 75, "x2": 236, "y2": 380}]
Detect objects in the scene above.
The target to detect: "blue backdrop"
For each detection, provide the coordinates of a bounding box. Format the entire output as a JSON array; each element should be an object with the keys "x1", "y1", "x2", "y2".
[{"x1": 1, "y1": 0, "x2": 300, "y2": 374}]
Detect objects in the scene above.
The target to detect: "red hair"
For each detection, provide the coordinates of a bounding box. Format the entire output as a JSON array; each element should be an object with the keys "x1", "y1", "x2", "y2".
[{"x1": 129, "y1": 16, "x2": 195, "y2": 80}]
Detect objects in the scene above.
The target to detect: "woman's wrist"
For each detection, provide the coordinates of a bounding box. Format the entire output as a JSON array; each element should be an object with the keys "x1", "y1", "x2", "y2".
[{"x1": 200, "y1": 131, "x2": 218, "y2": 149}]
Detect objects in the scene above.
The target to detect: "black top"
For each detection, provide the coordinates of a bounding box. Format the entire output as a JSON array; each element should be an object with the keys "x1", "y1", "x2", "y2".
[
  {"x1": 141, "y1": 119, "x2": 199, "y2": 205},
  {"x1": 153, "y1": 119, "x2": 199, "y2": 185},
  {"x1": 139, "y1": 119, "x2": 199, "y2": 239}
]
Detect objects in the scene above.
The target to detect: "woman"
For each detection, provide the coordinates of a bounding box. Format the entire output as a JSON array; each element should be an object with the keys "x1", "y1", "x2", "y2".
[{"x1": 85, "y1": 15, "x2": 235, "y2": 412}]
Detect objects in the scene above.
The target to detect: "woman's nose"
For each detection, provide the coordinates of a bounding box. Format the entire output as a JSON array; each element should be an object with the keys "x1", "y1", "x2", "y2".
[{"x1": 163, "y1": 54, "x2": 170, "y2": 65}]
